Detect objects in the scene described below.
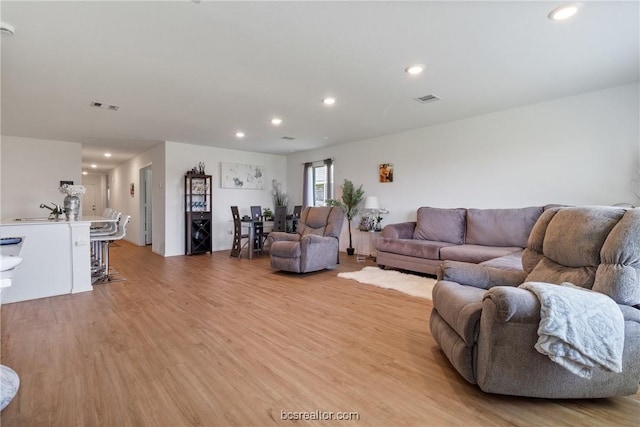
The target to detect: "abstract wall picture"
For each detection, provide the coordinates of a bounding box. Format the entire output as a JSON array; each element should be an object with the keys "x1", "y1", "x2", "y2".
[
  {"x1": 379, "y1": 163, "x2": 394, "y2": 183},
  {"x1": 220, "y1": 162, "x2": 265, "y2": 189}
]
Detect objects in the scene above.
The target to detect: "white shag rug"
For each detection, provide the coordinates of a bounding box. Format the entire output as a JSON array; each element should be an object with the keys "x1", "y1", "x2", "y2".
[{"x1": 337, "y1": 266, "x2": 436, "y2": 300}]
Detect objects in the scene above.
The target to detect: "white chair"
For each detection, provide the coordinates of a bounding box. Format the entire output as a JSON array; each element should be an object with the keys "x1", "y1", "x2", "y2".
[
  {"x1": 91, "y1": 215, "x2": 130, "y2": 283},
  {"x1": 90, "y1": 211, "x2": 121, "y2": 271},
  {"x1": 90, "y1": 210, "x2": 121, "y2": 235}
]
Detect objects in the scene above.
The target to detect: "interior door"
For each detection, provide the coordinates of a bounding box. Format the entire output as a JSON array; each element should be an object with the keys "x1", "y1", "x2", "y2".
[
  {"x1": 143, "y1": 167, "x2": 153, "y2": 245},
  {"x1": 82, "y1": 183, "x2": 97, "y2": 216}
]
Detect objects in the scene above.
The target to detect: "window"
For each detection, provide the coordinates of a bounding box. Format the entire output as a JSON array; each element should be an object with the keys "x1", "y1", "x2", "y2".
[
  {"x1": 303, "y1": 159, "x2": 333, "y2": 207},
  {"x1": 313, "y1": 165, "x2": 327, "y2": 206}
]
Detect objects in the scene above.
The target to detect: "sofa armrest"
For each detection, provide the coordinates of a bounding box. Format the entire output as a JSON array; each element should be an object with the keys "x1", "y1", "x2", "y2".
[
  {"x1": 267, "y1": 231, "x2": 300, "y2": 244},
  {"x1": 439, "y1": 261, "x2": 527, "y2": 290},
  {"x1": 381, "y1": 222, "x2": 416, "y2": 239},
  {"x1": 620, "y1": 305, "x2": 640, "y2": 324},
  {"x1": 482, "y1": 286, "x2": 540, "y2": 323}
]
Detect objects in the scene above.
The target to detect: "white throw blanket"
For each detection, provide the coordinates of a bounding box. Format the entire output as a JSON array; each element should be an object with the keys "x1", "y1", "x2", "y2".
[{"x1": 519, "y1": 281, "x2": 624, "y2": 379}]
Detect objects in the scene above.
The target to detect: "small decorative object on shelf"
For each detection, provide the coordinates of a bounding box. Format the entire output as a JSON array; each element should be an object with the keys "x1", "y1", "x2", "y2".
[
  {"x1": 187, "y1": 162, "x2": 206, "y2": 175},
  {"x1": 358, "y1": 216, "x2": 375, "y2": 231},
  {"x1": 185, "y1": 173, "x2": 212, "y2": 255},
  {"x1": 59, "y1": 184, "x2": 86, "y2": 221}
]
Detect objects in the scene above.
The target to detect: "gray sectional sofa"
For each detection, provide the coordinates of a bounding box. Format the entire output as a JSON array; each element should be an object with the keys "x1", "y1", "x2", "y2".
[{"x1": 376, "y1": 206, "x2": 546, "y2": 275}]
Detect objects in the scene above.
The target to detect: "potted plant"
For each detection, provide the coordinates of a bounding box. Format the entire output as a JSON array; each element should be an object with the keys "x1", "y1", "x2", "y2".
[
  {"x1": 327, "y1": 179, "x2": 365, "y2": 255},
  {"x1": 271, "y1": 179, "x2": 289, "y2": 210},
  {"x1": 263, "y1": 207, "x2": 274, "y2": 220}
]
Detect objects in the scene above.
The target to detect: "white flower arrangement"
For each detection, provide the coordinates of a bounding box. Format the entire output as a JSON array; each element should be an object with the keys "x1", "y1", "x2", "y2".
[{"x1": 59, "y1": 184, "x2": 86, "y2": 197}]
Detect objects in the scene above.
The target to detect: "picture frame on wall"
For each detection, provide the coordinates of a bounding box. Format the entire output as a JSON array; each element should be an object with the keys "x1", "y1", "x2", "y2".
[
  {"x1": 220, "y1": 162, "x2": 265, "y2": 189},
  {"x1": 379, "y1": 163, "x2": 393, "y2": 183}
]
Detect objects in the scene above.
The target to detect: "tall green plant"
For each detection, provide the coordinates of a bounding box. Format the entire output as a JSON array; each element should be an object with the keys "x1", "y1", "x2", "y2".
[{"x1": 327, "y1": 179, "x2": 365, "y2": 253}]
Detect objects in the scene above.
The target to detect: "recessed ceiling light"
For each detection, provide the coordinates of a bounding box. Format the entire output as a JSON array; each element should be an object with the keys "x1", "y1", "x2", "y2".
[
  {"x1": 91, "y1": 164, "x2": 97, "y2": 169},
  {"x1": 322, "y1": 97, "x2": 336, "y2": 106},
  {"x1": 548, "y1": 3, "x2": 582, "y2": 21},
  {"x1": 82, "y1": 171, "x2": 88, "y2": 175},
  {"x1": 405, "y1": 64, "x2": 425, "y2": 75},
  {"x1": 104, "y1": 152, "x2": 112, "y2": 157},
  {"x1": 235, "y1": 131, "x2": 245, "y2": 138},
  {"x1": 0, "y1": 22, "x2": 15, "y2": 36},
  {"x1": 271, "y1": 118, "x2": 283, "y2": 126}
]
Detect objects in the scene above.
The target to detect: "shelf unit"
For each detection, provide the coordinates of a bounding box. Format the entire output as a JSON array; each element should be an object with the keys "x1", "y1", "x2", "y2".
[{"x1": 185, "y1": 174, "x2": 212, "y2": 255}]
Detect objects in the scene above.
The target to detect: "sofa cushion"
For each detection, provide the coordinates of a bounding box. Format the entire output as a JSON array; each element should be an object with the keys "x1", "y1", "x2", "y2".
[
  {"x1": 269, "y1": 241, "x2": 301, "y2": 258},
  {"x1": 440, "y1": 245, "x2": 522, "y2": 264},
  {"x1": 480, "y1": 250, "x2": 524, "y2": 271},
  {"x1": 376, "y1": 238, "x2": 456, "y2": 259},
  {"x1": 466, "y1": 206, "x2": 543, "y2": 248},
  {"x1": 413, "y1": 207, "x2": 466, "y2": 244},
  {"x1": 525, "y1": 207, "x2": 640, "y2": 305},
  {"x1": 595, "y1": 209, "x2": 640, "y2": 305}
]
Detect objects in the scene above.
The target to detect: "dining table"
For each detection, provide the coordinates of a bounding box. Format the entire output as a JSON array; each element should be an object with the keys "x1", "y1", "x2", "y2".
[{"x1": 241, "y1": 219, "x2": 274, "y2": 260}]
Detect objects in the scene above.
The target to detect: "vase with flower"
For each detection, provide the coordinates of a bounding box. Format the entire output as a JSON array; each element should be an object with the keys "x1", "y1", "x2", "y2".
[{"x1": 59, "y1": 184, "x2": 86, "y2": 221}]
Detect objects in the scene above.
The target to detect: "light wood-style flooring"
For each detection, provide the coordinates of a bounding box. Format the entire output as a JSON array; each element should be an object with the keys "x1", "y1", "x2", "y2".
[{"x1": 1, "y1": 242, "x2": 639, "y2": 426}]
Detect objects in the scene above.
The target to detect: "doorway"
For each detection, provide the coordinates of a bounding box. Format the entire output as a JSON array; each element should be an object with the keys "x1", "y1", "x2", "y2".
[
  {"x1": 82, "y1": 183, "x2": 97, "y2": 216},
  {"x1": 141, "y1": 166, "x2": 153, "y2": 245}
]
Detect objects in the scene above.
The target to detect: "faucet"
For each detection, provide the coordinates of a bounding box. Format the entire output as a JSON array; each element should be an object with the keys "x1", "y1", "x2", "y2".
[{"x1": 40, "y1": 203, "x2": 65, "y2": 219}]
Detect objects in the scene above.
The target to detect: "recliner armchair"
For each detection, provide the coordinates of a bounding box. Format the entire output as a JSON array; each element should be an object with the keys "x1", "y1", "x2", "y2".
[
  {"x1": 430, "y1": 206, "x2": 640, "y2": 398},
  {"x1": 268, "y1": 206, "x2": 345, "y2": 273}
]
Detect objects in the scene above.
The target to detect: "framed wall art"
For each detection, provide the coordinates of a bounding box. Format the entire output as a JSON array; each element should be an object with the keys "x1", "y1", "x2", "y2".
[
  {"x1": 220, "y1": 162, "x2": 265, "y2": 189},
  {"x1": 379, "y1": 163, "x2": 393, "y2": 183}
]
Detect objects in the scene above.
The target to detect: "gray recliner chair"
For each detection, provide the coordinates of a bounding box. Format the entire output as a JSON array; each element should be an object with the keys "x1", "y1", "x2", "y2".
[
  {"x1": 430, "y1": 206, "x2": 640, "y2": 398},
  {"x1": 268, "y1": 206, "x2": 345, "y2": 273}
]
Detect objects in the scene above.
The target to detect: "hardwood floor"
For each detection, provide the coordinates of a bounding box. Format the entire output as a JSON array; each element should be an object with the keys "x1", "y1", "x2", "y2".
[{"x1": 1, "y1": 242, "x2": 639, "y2": 426}]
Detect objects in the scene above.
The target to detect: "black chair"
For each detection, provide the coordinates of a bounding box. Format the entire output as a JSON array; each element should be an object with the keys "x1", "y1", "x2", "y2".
[
  {"x1": 230, "y1": 206, "x2": 250, "y2": 258},
  {"x1": 292, "y1": 205, "x2": 302, "y2": 232},
  {"x1": 274, "y1": 206, "x2": 287, "y2": 232},
  {"x1": 250, "y1": 206, "x2": 262, "y2": 220},
  {"x1": 249, "y1": 205, "x2": 271, "y2": 253}
]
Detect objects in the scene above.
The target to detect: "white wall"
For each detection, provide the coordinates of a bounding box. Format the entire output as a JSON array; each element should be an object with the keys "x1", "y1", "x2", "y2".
[
  {"x1": 163, "y1": 141, "x2": 287, "y2": 256},
  {"x1": 286, "y1": 83, "x2": 640, "y2": 250},
  {"x1": 0, "y1": 136, "x2": 82, "y2": 220},
  {"x1": 111, "y1": 141, "x2": 288, "y2": 256},
  {"x1": 107, "y1": 146, "x2": 159, "y2": 250}
]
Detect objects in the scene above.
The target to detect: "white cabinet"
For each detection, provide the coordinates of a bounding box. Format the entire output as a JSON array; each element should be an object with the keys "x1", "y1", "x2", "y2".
[{"x1": 0, "y1": 220, "x2": 91, "y2": 304}]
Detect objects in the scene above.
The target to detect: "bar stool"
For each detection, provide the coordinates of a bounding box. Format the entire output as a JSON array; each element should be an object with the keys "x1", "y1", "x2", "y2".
[
  {"x1": 91, "y1": 215, "x2": 130, "y2": 282},
  {"x1": 90, "y1": 211, "x2": 121, "y2": 271}
]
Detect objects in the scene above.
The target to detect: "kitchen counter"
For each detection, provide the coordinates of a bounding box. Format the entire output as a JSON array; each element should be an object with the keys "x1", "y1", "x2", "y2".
[{"x1": 0, "y1": 219, "x2": 92, "y2": 303}]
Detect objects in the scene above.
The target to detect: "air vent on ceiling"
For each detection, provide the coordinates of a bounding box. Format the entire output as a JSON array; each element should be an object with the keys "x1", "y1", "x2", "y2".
[
  {"x1": 90, "y1": 101, "x2": 120, "y2": 111},
  {"x1": 281, "y1": 136, "x2": 296, "y2": 140},
  {"x1": 413, "y1": 94, "x2": 441, "y2": 104}
]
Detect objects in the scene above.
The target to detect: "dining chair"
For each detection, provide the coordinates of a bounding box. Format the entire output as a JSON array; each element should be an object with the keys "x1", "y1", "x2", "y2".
[
  {"x1": 230, "y1": 206, "x2": 250, "y2": 258},
  {"x1": 292, "y1": 205, "x2": 302, "y2": 232},
  {"x1": 250, "y1": 206, "x2": 262, "y2": 220},
  {"x1": 274, "y1": 206, "x2": 287, "y2": 232},
  {"x1": 250, "y1": 205, "x2": 270, "y2": 254}
]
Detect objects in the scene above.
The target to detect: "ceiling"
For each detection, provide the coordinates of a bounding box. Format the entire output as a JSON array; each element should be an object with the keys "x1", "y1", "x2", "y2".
[{"x1": 1, "y1": 1, "x2": 638, "y2": 174}]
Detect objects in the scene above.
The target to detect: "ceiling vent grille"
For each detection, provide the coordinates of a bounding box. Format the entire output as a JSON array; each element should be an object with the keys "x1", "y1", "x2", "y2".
[
  {"x1": 90, "y1": 101, "x2": 120, "y2": 111},
  {"x1": 281, "y1": 136, "x2": 295, "y2": 140},
  {"x1": 413, "y1": 94, "x2": 441, "y2": 104}
]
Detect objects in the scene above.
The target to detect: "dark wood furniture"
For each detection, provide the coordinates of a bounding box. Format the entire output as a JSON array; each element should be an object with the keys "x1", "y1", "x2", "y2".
[{"x1": 185, "y1": 174, "x2": 212, "y2": 255}]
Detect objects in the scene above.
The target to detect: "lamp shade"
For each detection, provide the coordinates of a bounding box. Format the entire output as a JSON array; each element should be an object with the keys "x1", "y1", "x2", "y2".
[{"x1": 364, "y1": 196, "x2": 379, "y2": 210}]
